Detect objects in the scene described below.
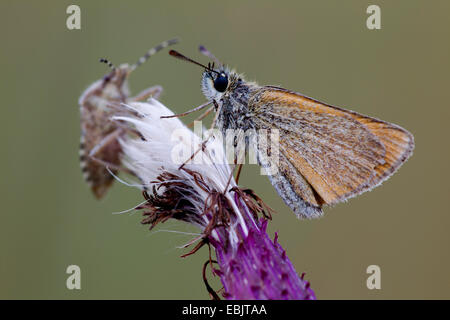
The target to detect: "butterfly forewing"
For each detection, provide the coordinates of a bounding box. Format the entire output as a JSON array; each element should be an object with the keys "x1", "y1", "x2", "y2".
[{"x1": 251, "y1": 86, "x2": 413, "y2": 213}]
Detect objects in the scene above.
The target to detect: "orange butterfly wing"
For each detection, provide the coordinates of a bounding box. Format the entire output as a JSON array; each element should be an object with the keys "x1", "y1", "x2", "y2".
[{"x1": 251, "y1": 86, "x2": 414, "y2": 217}]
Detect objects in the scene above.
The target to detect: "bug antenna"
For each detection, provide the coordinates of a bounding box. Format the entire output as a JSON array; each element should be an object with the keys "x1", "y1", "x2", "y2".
[
  {"x1": 199, "y1": 45, "x2": 222, "y2": 67},
  {"x1": 99, "y1": 58, "x2": 116, "y2": 71},
  {"x1": 130, "y1": 38, "x2": 179, "y2": 71},
  {"x1": 169, "y1": 50, "x2": 219, "y2": 75}
]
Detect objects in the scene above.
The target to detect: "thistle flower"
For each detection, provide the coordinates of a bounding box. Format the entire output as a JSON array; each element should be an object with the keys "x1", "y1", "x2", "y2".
[{"x1": 114, "y1": 99, "x2": 315, "y2": 300}]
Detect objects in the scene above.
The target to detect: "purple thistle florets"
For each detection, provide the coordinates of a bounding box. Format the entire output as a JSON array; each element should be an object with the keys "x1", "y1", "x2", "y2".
[{"x1": 213, "y1": 209, "x2": 315, "y2": 300}]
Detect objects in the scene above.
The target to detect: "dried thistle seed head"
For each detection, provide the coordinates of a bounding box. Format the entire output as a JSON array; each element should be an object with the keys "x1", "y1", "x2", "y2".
[{"x1": 114, "y1": 99, "x2": 247, "y2": 241}]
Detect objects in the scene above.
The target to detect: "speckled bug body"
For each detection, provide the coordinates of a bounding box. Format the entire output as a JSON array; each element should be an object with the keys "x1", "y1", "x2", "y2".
[{"x1": 79, "y1": 39, "x2": 178, "y2": 198}]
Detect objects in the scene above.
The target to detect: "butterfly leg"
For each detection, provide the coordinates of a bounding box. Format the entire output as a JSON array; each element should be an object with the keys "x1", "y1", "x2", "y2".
[
  {"x1": 131, "y1": 85, "x2": 163, "y2": 101},
  {"x1": 178, "y1": 136, "x2": 211, "y2": 170},
  {"x1": 235, "y1": 163, "x2": 243, "y2": 184},
  {"x1": 223, "y1": 154, "x2": 244, "y2": 192},
  {"x1": 187, "y1": 106, "x2": 214, "y2": 128},
  {"x1": 178, "y1": 102, "x2": 221, "y2": 170},
  {"x1": 224, "y1": 130, "x2": 247, "y2": 191}
]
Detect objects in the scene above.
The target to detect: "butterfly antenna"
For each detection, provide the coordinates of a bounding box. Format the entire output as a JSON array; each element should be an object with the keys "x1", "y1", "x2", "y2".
[
  {"x1": 130, "y1": 38, "x2": 179, "y2": 71},
  {"x1": 99, "y1": 58, "x2": 116, "y2": 71},
  {"x1": 160, "y1": 101, "x2": 212, "y2": 119},
  {"x1": 169, "y1": 50, "x2": 219, "y2": 75},
  {"x1": 199, "y1": 45, "x2": 222, "y2": 67}
]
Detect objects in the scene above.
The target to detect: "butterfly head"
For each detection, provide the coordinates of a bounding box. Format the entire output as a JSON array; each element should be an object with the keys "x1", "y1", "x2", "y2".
[
  {"x1": 201, "y1": 66, "x2": 241, "y2": 102},
  {"x1": 169, "y1": 49, "x2": 243, "y2": 104}
]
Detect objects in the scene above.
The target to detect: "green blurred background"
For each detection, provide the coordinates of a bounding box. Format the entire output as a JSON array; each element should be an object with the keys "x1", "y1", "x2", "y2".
[{"x1": 1, "y1": 0, "x2": 449, "y2": 299}]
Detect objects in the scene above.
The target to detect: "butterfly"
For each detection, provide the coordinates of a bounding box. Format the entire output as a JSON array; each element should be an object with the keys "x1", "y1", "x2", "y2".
[{"x1": 166, "y1": 46, "x2": 414, "y2": 218}]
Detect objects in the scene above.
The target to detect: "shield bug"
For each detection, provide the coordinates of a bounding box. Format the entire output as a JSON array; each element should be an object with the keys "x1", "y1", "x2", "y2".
[{"x1": 79, "y1": 38, "x2": 178, "y2": 198}]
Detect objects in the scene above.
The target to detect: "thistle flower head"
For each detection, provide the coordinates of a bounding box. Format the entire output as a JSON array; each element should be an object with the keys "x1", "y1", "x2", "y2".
[
  {"x1": 114, "y1": 99, "x2": 315, "y2": 300},
  {"x1": 114, "y1": 99, "x2": 247, "y2": 244}
]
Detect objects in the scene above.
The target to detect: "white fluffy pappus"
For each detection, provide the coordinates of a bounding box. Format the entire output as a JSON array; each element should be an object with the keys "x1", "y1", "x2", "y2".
[{"x1": 112, "y1": 98, "x2": 250, "y2": 243}]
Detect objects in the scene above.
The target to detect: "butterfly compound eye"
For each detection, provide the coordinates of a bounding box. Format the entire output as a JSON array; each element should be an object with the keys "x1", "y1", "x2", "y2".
[{"x1": 213, "y1": 73, "x2": 228, "y2": 92}]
